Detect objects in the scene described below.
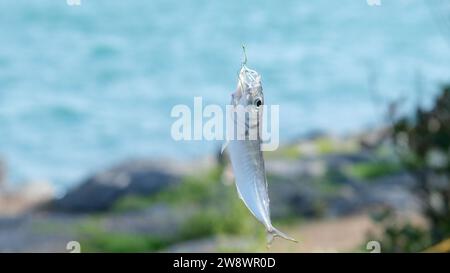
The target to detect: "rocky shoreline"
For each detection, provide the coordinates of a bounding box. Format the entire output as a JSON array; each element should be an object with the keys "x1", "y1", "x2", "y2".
[{"x1": 0, "y1": 129, "x2": 422, "y2": 252}]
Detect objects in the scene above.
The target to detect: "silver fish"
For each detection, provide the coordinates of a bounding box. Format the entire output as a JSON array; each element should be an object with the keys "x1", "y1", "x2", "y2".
[{"x1": 222, "y1": 60, "x2": 297, "y2": 246}]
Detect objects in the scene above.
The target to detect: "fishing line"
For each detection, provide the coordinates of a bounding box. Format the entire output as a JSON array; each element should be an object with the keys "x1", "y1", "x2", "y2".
[{"x1": 242, "y1": 44, "x2": 248, "y2": 66}]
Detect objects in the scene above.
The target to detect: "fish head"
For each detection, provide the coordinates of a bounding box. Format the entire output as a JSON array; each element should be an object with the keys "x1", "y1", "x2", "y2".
[
  {"x1": 231, "y1": 65, "x2": 265, "y2": 140},
  {"x1": 235, "y1": 65, "x2": 264, "y2": 112}
]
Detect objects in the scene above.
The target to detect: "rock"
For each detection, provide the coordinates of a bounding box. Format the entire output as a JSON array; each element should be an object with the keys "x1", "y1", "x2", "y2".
[
  {"x1": 266, "y1": 173, "x2": 325, "y2": 218},
  {"x1": 102, "y1": 204, "x2": 190, "y2": 237},
  {"x1": 266, "y1": 158, "x2": 325, "y2": 178},
  {"x1": 0, "y1": 206, "x2": 189, "y2": 252},
  {"x1": 21, "y1": 181, "x2": 54, "y2": 203},
  {"x1": 54, "y1": 159, "x2": 181, "y2": 212},
  {"x1": 0, "y1": 213, "x2": 81, "y2": 252},
  {"x1": 323, "y1": 152, "x2": 372, "y2": 169},
  {"x1": 327, "y1": 172, "x2": 419, "y2": 217},
  {"x1": 0, "y1": 180, "x2": 55, "y2": 216}
]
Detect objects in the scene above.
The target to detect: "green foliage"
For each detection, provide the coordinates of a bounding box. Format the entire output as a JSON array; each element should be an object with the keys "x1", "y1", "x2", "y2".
[
  {"x1": 393, "y1": 85, "x2": 450, "y2": 243},
  {"x1": 344, "y1": 161, "x2": 402, "y2": 180},
  {"x1": 106, "y1": 166, "x2": 264, "y2": 251},
  {"x1": 113, "y1": 167, "x2": 223, "y2": 212},
  {"x1": 279, "y1": 146, "x2": 302, "y2": 159},
  {"x1": 265, "y1": 145, "x2": 301, "y2": 160},
  {"x1": 367, "y1": 208, "x2": 431, "y2": 253},
  {"x1": 78, "y1": 220, "x2": 170, "y2": 252},
  {"x1": 314, "y1": 137, "x2": 359, "y2": 155},
  {"x1": 371, "y1": 84, "x2": 450, "y2": 251},
  {"x1": 179, "y1": 199, "x2": 261, "y2": 240},
  {"x1": 393, "y1": 86, "x2": 450, "y2": 168},
  {"x1": 366, "y1": 224, "x2": 431, "y2": 253},
  {"x1": 176, "y1": 167, "x2": 263, "y2": 240},
  {"x1": 153, "y1": 167, "x2": 223, "y2": 205},
  {"x1": 112, "y1": 195, "x2": 154, "y2": 213},
  {"x1": 315, "y1": 179, "x2": 341, "y2": 195},
  {"x1": 316, "y1": 137, "x2": 334, "y2": 154},
  {"x1": 82, "y1": 232, "x2": 170, "y2": 253},
  {"x1": 313, "y1": 171, "x2": 344, "y2": 195}
]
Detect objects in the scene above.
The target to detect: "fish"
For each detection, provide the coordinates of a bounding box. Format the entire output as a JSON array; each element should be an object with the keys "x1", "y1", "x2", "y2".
[{"x1": 222, "y1": 52, "x2": 297, "y2": 246}]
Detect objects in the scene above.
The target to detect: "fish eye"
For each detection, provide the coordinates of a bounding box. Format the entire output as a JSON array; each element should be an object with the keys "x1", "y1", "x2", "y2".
[{"x1": 254, "y1": 98, "x2": 262, "y2": 107}]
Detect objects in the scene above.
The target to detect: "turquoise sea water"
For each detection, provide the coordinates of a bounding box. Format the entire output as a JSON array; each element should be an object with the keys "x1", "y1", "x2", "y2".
[{"x1": 0, "y1": 0, "x2": 449, "y2": 191}]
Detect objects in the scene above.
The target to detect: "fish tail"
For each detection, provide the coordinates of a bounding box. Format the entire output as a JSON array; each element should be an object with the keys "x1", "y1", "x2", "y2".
[{"x1": 266, "y1": 227, "x2": 298, "y2": 247}]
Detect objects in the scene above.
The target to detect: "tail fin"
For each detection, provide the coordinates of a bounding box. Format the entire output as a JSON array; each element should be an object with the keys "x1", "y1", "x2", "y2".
[
  {"x1": 267, "y1": 227, "x2": 298, "y2": 247},
  {"x1": 221, "y1": 140, "x2": 229, "y2": 154}
]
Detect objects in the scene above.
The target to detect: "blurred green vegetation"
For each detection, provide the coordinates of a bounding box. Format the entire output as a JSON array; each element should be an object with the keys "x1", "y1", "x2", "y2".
[
  {"x1": 82, "y1": 231, "x2": 170, "y2": 253},
  {"x1": 316, "y1": 137, "x2": 335, "y2": 154},
  {"x1": 265, "y1": 144, "x2": 301, "y2": 160},
  {"x1": 344, "y1": 161, "x2": 402, "y2": 180},
  {"x1": 369, "y1": 85, "x2": 450, "y2": 252},
  {"x1": 314, "y1": 172, "x2": 344, "y2": 194},
  {"x1": 78, "y1": 219, "x2": 171, "y2": 252},
  {"x1": 113, "y1": 168, "x2": 223, "y2": 211},
  {"x1": 264, "y1": 136, "x2": 360, "y2": 160},
  {"x1": 366, "y1": 208, "x2": 432, "y2": 253},
  {"x1": 83, "y1": 167, "x2": 264, "y2": 252}
]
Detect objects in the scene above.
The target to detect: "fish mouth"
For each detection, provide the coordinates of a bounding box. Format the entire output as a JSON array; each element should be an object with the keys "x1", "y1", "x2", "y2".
[{"x1": 239, "y1": 65, "x2": 262, "y2": 95}]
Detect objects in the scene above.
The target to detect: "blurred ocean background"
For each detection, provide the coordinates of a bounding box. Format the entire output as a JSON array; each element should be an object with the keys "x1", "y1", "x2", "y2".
[{"x1": 1, "y1": 0, "x2": 450, "y2": 192}]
